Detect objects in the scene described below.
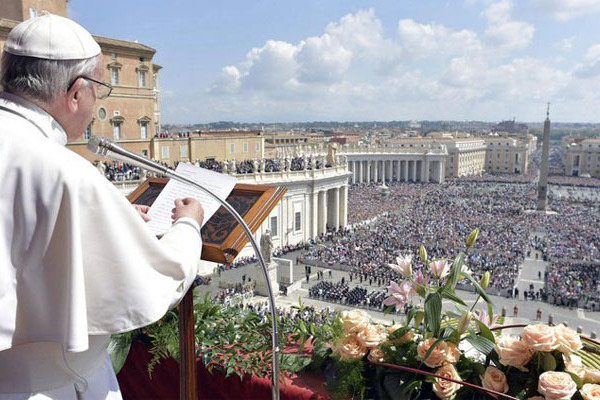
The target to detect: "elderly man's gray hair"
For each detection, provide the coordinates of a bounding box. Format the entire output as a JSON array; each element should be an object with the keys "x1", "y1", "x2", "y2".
[{"x1": 0, "y1": 52, "x2": 99, "y2": 105}]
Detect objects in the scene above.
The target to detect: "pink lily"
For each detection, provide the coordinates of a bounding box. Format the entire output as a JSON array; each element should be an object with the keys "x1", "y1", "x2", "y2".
[
  {"x1": 430, "y1": 259, "x2": 450, "y2": 280},
  {"x1": 383, "y1": 280, "x2": 416, "y2": 311}
]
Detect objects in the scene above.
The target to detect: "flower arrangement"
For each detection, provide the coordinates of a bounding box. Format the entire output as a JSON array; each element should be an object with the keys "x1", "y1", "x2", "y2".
[
  {"x1": 317, "y1": 228, "x2": 600, "y2": 399},
  {"x1": 109, "y1": 227, "x2": 600, "y2": 400}
]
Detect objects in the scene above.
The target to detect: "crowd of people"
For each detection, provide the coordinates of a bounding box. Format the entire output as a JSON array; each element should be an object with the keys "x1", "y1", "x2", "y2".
[
  {"x1": 546, "y1": 262, "x2": 600, "y2": 307},
  {"x1": 94, "y1": 161, "x2": 143, "y2": 181},
  {"x1": 300, "y1": 175, "x2": 600, "y2": 307}
]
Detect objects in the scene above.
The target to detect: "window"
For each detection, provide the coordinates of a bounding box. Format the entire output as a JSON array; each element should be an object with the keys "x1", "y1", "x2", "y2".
[
  {"x1": 270, "y1": 216, "x2": 278, "y2": 237},
  {"x1": 180, "y1": 145, "x2": 188, "y2": 158},
  {"x1": 111, "y1": 68, "x2": 119, "y2": 85},
  {"x1": 294, "y1": 212, "x2": 302, "y2": 232},
  {"x1": 84, "y1": 123, "x2": 92, "y2": 140},
  {"x1": 142, "y1": 150, "x2": 148, "y2": 156},
  {"x1": 161, "y1": 146, "x2": 169, "y2": 159},
  {"x1": 255, "y1": 142, "x2": 261, "y2": 152},
  {"x1": 29, "y1": 7, "x2": 37, "y2": 18},
  {"x1": 113, "y1": 123, "x2": 121, "y2": 140},
  {"x1": 230, "y1": 143, "x2": 235, "y2": 153},
  {"x1": 140, "y1": 122, "x2": 148, "y2": 139},
  {"x1": 138, "y1": 70, "x2": 147, "y2": 87},
  {"x1": 243, "y1": 142, "x2": 249, "y2": 153},
  {"x1": 97, "y1": 107, "x2": 107, "y2": 120}
]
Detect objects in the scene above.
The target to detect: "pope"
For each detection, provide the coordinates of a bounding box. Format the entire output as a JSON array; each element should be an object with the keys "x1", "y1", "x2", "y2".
[{"x1": 0, "y1": 14, "x2": 205, "y2": 399}]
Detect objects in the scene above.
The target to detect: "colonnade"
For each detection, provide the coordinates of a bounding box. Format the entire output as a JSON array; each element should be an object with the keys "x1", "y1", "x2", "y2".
[
  {"x1": 347, "y1": 158, "x2": 445, "y2": 184},
  {"x1": 311, "y1": 185, "x2": 348, "y2": 236}
]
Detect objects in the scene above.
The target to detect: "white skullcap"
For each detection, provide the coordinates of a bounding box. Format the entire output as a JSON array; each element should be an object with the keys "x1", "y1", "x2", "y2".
[{"x1": 5, "y1": 14, "x2": 101, "y2": 60}]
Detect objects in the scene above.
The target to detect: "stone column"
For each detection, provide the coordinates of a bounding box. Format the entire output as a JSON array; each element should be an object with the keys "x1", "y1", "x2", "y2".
[
  {"x1": 358, "y1": 160, "x2": 363, "y2": 183},
  {"x1": 332, "y1": 187, "x2": 340, "y2": 229},
  {"x1": 373, "y1": 160, "x2": 378, "y2": 183},
  {"x1": 403, "y1": 160, "x2": 408, "y2": 182},
  {"x1": 311, "y1": 191, "x2": 319, "y2": 237},
  {"x1": 412, "y1": 160, "x2": 417, "y2": 182},
  {"x1": 366, "y1": 160, "x2": 371, "y2": 183},
  {"x1": 396, "y1": 159, "x2": 401, "y2": 182},
  {"x1": 339, "y1": 185, "x2": 348, "y2": 227},
  {"x1": 350, "y1": 161, "x2": 356, "y2": 184},
  {"x1": 318, "y1": 190, "x2": 327, "y2": 235},
  {"x1": 381, "y1": 160, "x2": 386, "y2": 183},
  {"x1": 422, "y1": 160, "x2": 430, "y2": 182}
]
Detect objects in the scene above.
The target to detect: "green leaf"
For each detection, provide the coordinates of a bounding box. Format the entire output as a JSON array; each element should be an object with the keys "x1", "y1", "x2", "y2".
[
  {"x1": 465, "y1": 335, "x2": 495, "y2": 356},
  {"x1": 474, "y1": 320, "x2": 496, "y2": 344},
  {"x1": 447, "y1": 252, "x2": 465, "y2": 290},
  {"x1": 425, "y1": 293, "x2": 442, "y2": 335},
  {"x1": 440, "y1": 287, "x2": 467, "y2": 307},
  {"x1": 108, "y1": 333, "x2": 132, "y2": 374},
  {"x1": 414, "y1": 311, "x2": 425, "y2": 329},
  {"x1": 542, "y1": 352, "x2": 557, "y2": 371},
  {"x1": 462, "y1": 272, "x2": 493, "y2": 305},
  {"x1": 567, "y1": 371, "x2": 584, "y2": 389},
  {"x1": 384, "y1": 305, "x2": 396, "y2": 316}
]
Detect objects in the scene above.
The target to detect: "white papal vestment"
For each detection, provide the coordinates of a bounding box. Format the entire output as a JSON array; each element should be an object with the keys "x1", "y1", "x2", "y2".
[{"x1": 0, "y1": 92, "x2": 203, "y2": 399}]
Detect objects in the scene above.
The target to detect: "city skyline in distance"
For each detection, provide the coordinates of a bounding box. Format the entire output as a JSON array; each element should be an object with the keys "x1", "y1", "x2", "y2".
[{"x1": 69, "y1": 0, "x2": 600, "y2": 124}]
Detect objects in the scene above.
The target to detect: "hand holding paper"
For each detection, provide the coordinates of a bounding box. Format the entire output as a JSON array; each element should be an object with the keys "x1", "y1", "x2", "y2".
[{"x1": 145, "y1": 163, "x2": 237, "y2": 236}]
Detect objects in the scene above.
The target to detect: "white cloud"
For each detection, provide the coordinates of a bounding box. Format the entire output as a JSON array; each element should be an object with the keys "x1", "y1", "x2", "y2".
[
  {"x1": 536, "y1": 0, "x2": 600, "y2": 20},
  {"x1": 555, "y1": 36, "x2": 576, "y2": 53},
  {"x1": 199, "y1": 6, "x2": 599, "y2": 122},
  {"x1": 483, "y1": 1, "x2": 535, "y2": 51},
  {"x1": 573, "y1": 44, "x2": 600, "y2": 78},
  {"x1": 398, "y1": 19, "x2": 482, "y2": 59}
]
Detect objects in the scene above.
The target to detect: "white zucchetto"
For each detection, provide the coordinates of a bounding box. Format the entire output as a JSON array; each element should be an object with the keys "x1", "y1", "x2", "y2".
[{"x1": 5, "y1": 14, "x2": 101, "y2": 60}]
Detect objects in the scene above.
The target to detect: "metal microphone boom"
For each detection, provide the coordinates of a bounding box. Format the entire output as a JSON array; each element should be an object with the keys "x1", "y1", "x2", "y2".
[{"x1": 87, "y1": 136, "x2": 281, "y2": 400}]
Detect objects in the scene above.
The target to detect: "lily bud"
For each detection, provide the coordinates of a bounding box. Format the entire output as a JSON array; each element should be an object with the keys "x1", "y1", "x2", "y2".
[
  {"x1": 457, "y1": 311, "x2": 472, "y2": 335},
  {"x1": 480, "y1": 271, "x2": 490, "y2": 290},
  {"x1": 465, "y1": 228, "x2": 479, "y2": 248},
  {"x1": 419, "y1": 245, "x2": 427, "y2": 264}
]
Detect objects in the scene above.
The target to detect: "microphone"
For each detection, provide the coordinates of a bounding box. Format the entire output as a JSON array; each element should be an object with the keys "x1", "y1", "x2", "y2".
[
  {"x1": 86, "y1": 136, "x2": 281, "y2": 400},
  {"x1": 87, "y1": 135, "x2": 169, "y2": 176}
]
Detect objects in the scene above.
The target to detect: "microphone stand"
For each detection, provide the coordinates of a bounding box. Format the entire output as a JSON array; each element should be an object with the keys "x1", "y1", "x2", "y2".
[{"x1": 88, "y1": 136, "x2": 281, "y2": 400}]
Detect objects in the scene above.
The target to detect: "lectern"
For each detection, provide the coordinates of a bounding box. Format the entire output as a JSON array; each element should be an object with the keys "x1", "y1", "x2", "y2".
[{"x1": 128, "y1": 178, "x2": 287, "y2": 399}]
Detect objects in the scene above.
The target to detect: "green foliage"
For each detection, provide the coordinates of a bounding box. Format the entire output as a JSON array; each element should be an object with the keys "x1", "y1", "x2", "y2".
[
  {"x1": 424, "y1": 292, "x2": 442, "y2": 336},
  {"x1": 326, "y1": 360, "x2": 367, "y2": 400},
  {"x1": 108, "y1": 331, "x2": 133, "y2": 374}
]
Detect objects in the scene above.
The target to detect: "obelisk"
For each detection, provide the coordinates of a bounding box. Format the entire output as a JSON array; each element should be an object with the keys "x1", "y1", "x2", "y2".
[{"x1": 537, "y1": 103, "x2": 551, "y2": 211}]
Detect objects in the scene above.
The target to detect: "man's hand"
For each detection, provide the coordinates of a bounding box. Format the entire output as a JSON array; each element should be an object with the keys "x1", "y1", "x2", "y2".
[
  {"x1": 172, "y1": 198, "x2": 204, "y2": 226},
  {"x1": 133, "y1": 204, "x2": 151, "y2": 222}
]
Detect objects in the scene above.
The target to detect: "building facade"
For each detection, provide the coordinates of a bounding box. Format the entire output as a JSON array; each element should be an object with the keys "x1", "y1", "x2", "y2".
[
  {"x1": 484, "y1": 135, "x2": 531, "y2": 174},
  {"x1": 0, "y1": 1, "x2": 161, "y2": 163},
  {"x1": 563, "y1": 138, "x2": 600, "y2": 177}
]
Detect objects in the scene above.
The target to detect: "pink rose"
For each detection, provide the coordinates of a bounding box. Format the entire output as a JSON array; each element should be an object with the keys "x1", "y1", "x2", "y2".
[
  {"x1": 538, "y1": 371, "x2": 578, "y2": 400},
  {"x1": 417, "y1": 338, "x2": 447, "y2": 368},
  {"x1": 433, "y1": 364, "x2": 462, "y2": 399},
  {"x1": 481, "y1": 366, "x2": 509, "y2": 397},
  {"x1": 340, "y1": 310, "x2": 370, "y2": 334},
  {"x1": 554, "y1": 324, "x2": 583, "y2": 354},
  {"x1": 522, "y1": 324, "x2": 558, "y2": 352},
  {"x1": 494, "y1": 335, "x2": 533, "y2": 370},
  {"x1": 566, "y1": 361, "x2": 586, "y2": 381},
  {"x1": 332, "y1": 336, "x2": 367, "y2": 361},
  {"x1": 585, "y1": 368, "x2": 600, "y2": 384},
  {"x1": 444, "y1": 342, "x2": 460, "y2": 365},
  {"x1": 356, "y1": 323, "x2": 387, "y2": 348},
  {"x1": 527, "y1": 397, "x2": 545, "y2": 400},
  {"x1": 581, "y1": 383, "x2": 600, "y2": 400},
  {"x1": 367, "y1": 348, "x2": 385, "y2": 363}
]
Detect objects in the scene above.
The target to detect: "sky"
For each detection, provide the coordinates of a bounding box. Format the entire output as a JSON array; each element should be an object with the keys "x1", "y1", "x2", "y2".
[{"x1": 68, "y1": 0, "x2": 600, "y2": 124}]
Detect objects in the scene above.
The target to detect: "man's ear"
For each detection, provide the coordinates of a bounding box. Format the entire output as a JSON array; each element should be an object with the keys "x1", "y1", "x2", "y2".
[{"x1": 65, "y1": 77, "x2": 84, "y2": 113}]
